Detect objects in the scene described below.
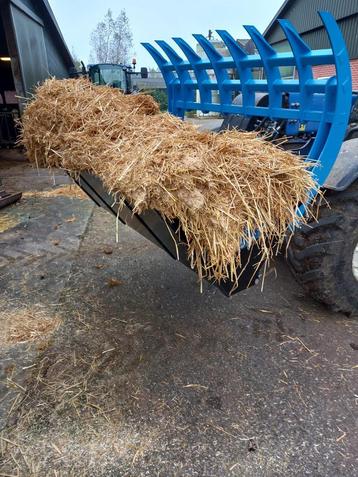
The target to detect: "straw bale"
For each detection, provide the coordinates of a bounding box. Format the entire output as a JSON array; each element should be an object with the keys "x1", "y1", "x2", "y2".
[{"x1": 21, "y1": 78, "x2": 317, "y2": 286}]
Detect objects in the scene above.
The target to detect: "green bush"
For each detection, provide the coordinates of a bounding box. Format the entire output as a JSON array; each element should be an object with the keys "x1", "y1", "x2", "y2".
[{"x1": 144, "y1": 89, "x2": 168, "y2": 111}]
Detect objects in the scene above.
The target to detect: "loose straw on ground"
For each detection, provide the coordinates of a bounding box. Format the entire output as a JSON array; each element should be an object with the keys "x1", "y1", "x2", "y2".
[{"x1": 21, "y1": 78, "x2": 317, "y2": 288}]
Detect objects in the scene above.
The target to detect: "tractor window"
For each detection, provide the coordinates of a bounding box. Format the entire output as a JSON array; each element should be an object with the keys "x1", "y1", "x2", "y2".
[
  {"x1": 97, "y1": 66, "x2": 126, "y2": 90},
  {"x1": 93, "y1": 71, "x2": 100, "y2": 85}
]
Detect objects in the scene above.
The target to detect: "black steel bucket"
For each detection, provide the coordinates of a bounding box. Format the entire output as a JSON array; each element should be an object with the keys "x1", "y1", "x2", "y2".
[{"x1": 76, "y1": 172, "x2": 262, "y2": 296}]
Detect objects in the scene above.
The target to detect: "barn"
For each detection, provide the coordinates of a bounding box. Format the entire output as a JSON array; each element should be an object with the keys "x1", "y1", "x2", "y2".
[
  {"x1": 264, "y1": 0, "x2": 358, "y2": 89},
  {"x1": 0, "y1": 0, "x2": 74, "y2": 146}
]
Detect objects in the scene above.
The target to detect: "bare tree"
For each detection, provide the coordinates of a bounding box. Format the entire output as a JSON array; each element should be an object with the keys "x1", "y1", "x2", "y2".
[
  {"x1": 71, "y1": 47, "x2": 82, "y2": 71},
  {"x1": 90, "y1": 9, "x2": 133, "y2": 65}
]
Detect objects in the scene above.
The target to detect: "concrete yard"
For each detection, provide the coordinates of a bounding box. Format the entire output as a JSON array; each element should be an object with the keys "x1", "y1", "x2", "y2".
[{"x1": 0, "y1": 154, "x2": 357, "y2": 476}]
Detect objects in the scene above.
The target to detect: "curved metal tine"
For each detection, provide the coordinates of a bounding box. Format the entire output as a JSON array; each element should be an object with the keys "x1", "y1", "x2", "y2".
[
  {"x1": 193, "y1": 34, "x2": 231, "y2": 105},
  {"x1": 141, "y1": 42, "x2": 177, "y2": 86},
  {"x1": 173, "y1": 37, "x2": 212, "y2": 105},
  {"x1": 155, "y1": 40, "x2": 195, "y2": 103},
  {"x1": 244, "y1": 25, "x2": 282, "y2": 112},
  {"x1": 278, "y1": 19, "x2": 312, "y2": 110},
  {"x1": 319, "y1": 11, "x2": 351, "y2": 98},
  {"x1": 216, "y1": 30, "x2": 254, "y2": 108},
  {"x1": 307, "y1": 11, "x2": 352, "y2": 186},
  {"x1": 141, "y1": 42, "x2": 180, "y2": 115}
]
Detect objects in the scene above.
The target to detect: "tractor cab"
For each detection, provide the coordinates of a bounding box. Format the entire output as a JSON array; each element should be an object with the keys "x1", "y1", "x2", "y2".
[
  {"x1": 87, "y1": 63, "x2": 149, "y2": 94},
  {"x1": 87, "y1": 63, "x2": 132, "y2": 93}
]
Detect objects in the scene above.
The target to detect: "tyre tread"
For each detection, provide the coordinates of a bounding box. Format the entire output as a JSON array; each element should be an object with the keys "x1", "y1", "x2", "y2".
[{"x1": 288, "y1": 182, "x2": 358, "y2": 315}]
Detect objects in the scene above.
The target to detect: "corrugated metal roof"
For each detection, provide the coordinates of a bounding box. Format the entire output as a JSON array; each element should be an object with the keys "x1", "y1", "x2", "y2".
[
  {"x1": 263, "y1": 0, "x2": 292, "y2": 39},
  {"x1": 268, "y1": 14, "x2": 358, "y2": 59},
  {"x1": 302, "y1": 15, "x2": 358, "y2": 57},
  {"x1": 8, "y1": 0, "x2": 74, "y2": 68},
  {"x1": 264, "y1": 0, "x2": 358, "y2": 59},
  {"x1": 38, "y1": 0, "x2": 74, "y2": 68},
  {"x1": 265, "y1": 0, "x2": 357, "y2": 41}
]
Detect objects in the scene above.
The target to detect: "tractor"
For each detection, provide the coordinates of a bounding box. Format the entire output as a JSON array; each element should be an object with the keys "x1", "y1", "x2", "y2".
[
  {"x1": 82, "y1": 61, "x2": 148, "y2": 93},
  {"x1": 76, "y1": 12, "x2": 357, "y2": 315}
]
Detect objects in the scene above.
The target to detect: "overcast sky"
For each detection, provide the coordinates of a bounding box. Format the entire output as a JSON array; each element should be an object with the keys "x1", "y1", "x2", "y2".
[{"x1": 49, "y1": 0, "x2": 283, "y2": 68}]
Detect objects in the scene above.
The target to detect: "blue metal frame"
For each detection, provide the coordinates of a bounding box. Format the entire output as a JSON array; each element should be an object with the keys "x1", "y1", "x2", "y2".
[{"x1": 142, "y1": 12, "x2": 352, "y2": 198}]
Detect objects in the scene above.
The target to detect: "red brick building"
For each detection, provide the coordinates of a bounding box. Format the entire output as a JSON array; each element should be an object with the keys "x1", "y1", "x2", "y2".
[{"x1": 264, "y1": 0, "x2": 358, "y2": 90}]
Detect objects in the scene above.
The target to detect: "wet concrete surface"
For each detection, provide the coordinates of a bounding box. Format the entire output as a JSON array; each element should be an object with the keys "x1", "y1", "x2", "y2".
[
  {"x1": 0, "y1": 158, "x2": 357, "y2": 476},
  {"x1": 0, "y1": 156, "x2": 94, "y2": 431}
]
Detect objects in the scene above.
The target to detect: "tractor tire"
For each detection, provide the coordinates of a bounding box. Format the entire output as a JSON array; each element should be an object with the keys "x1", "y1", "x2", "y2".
[{"x1": 287, "y1": 181, "x2": 358, "y2": 316}]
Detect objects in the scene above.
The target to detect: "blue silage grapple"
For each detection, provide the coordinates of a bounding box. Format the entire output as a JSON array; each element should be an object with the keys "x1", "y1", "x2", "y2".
[
  {"x1": 142, "y1": 11, "x2": 352, "y2": 191},
  {"x1": 78, "y1": 12, "x2": 353, "y2": 296}
]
